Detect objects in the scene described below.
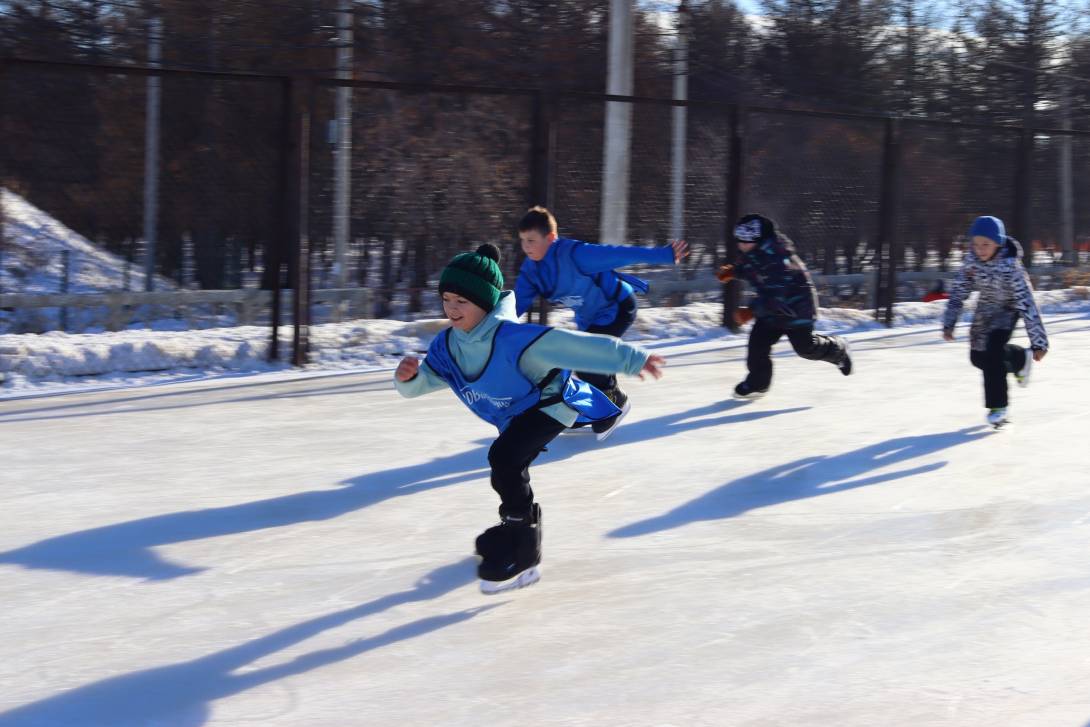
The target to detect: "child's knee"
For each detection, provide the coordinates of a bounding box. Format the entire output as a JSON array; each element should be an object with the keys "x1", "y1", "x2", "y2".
[{"x1": 487, "y1": 442, "x2": 515, "y2": 472}]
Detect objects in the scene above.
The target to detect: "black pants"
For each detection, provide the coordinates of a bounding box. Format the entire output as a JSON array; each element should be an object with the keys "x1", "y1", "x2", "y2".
[
  {"x1": 488, "y1": 408, "x2": 566, "y2": 519},
  {"x1": 744, "y1": 317, "x2": 845, "y2": 391},
  {"x1": 578, "y1": 295, "x2": 638, "y2": 392},
  {"x1": 969, "y1": 326, "x2": 1025, "y2": 409}
]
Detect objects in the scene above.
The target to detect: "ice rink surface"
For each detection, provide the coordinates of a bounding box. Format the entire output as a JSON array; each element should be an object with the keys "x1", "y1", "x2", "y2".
[{"x1": 3, "y1": 313, "x2": 1090, "y2": 726}]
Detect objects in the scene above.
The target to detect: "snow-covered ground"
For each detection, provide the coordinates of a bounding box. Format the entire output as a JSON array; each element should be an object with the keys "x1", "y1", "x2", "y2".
[
  {"x1": 2, "y1": 309, "x2": 1090, "y2": 726},
  {"x1": 3, "y1": 289, "x2": 1089, "y2": 397}
]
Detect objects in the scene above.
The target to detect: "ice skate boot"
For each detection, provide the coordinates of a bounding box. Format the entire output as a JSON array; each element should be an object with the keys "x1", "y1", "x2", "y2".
[
  {"x1": 592, "y1": 387, "x2": 630, "y2": 441},
  {"x1": 986, "y1": 407, "x2": 1009, "y2": 429},
  {"x1": 476, "y1": 504, "x2": 542, "y2": 594},
  {"x1": 732, "y1": 381, "x2": 768, "y2": 400},
  {"x1": 1015, "y1": 349, "x2": 1033, "y2": 388},
  {"x1": 837, "y1": 337, "x2": 853, "y2": 376}
]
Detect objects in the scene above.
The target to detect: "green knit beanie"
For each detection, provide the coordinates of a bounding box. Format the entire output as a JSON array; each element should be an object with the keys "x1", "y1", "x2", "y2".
[{"x1": 438, "y1": 243, "x2": 504, "y2": 312}]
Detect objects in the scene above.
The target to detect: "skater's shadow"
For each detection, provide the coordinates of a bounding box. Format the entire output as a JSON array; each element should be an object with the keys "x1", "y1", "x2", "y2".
[
  {"x1": 543, "y1": 400, "x2": 810, "y2": 457},
  {"x1": 0, "y1": 558, "x2": 493, "y2": 727},
  {"x1": 609, "y1": 426, "x2": 989, "y2": 538},
  {"x1": 0, "y1": 447, "x2": 491, "y2": 580}
]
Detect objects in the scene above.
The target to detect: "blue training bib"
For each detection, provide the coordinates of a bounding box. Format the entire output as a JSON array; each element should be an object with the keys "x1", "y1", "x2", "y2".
[{"x1": 424, "y1": 321, "x2": 619, "y2": 431}]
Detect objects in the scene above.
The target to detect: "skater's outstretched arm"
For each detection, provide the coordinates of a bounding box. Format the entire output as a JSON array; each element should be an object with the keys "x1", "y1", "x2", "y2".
[
  {"x1": 519, "y1": 328, "x2": 661, "y2": 380},
  {"x1": 393, "y1": 356, "x2": 448, "y2": 397},
  {"x1": 572, "y1": 241, "x2": 681, "y2": 274}
]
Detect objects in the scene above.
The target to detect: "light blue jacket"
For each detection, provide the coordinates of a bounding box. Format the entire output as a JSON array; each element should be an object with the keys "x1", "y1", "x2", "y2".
[{"x1": 395, "y1": 291, "x2": 650, "y2": 426}]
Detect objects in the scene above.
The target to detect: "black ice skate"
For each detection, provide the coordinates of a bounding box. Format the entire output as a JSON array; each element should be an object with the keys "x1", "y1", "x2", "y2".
[
  {"x1": 592, "y1": 387, "x2": 631, "y2": 441},
  {"x1": 837, "y1": 337, "x2": 853, "y2": 376},
  {"x1": 475, "y1": 504, "x2": 543, "y2": 594},
  {"x1": 732, "y1": 381, "x2": 768, "y2": 400}
]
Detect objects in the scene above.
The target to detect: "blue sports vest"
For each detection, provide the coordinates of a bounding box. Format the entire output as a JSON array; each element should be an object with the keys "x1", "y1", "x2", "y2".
[
  {"x1": 424, "y1": 321, "x2": 620, "y2": 431},
  {"x1": 523, "y1": 238, "x2": 649, "y2": 329}
]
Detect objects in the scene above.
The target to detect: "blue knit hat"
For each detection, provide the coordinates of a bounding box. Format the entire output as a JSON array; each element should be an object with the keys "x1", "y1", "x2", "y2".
[{"x1": 968, "y1": 216, "x2": 1005, "y2": 245}]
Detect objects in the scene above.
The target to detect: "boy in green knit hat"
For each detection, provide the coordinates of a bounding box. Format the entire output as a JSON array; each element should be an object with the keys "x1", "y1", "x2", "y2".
[{"x1": 395, "y1": 243, "x2": 665, "y2": 594}]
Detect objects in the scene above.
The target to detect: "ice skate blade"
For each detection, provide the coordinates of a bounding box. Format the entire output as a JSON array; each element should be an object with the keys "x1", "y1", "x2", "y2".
[
  {"x1": 595, "y1": 399, "x2": 632, "y2": 442},
  {"x1": 480, "y1": 565, "x2": 541, "y2": 595},
  {"x1": 563, "y1": 425, "x2": 597, "y2": 435},
  {"x1": 732, "y1": 389, "x2": 767, "y2": 400}
]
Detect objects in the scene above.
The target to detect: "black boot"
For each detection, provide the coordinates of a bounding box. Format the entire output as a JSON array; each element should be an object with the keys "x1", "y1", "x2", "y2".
[
  {"x1": 732, "y1": 381, "x2": 768, "y2": 399},
  {"x1": 836, "y1": 337, "x2": 853, "y2": 376},
  {"x1": 475, "y1": 504, "x2": 543, "y2": 594},
  {"x1": 592, "y1": 387, "x2": 630, "y2": 439}
]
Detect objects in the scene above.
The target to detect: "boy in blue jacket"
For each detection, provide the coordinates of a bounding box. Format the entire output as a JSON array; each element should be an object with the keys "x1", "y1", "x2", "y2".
[
  {"x1": 395, "y1": 243, "x2": 665, "y2": 594},
  {"x1": 515, "y1": 206, "x2": 687, "y2": 433}
]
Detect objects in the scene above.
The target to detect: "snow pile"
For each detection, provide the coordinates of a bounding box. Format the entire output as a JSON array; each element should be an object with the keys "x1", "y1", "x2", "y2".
[
  {"x1": 2, "y1": 287, "x2": 1087, "y2": 395},
  {"x1": 1, "y1": 189, "x2": 173, "y2": 295}
]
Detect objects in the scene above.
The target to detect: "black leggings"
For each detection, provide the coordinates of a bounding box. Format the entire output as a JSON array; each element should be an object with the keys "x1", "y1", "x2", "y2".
[
  {"x1": 744, "y1": 317, "x2": 845, "y2": 391},
  {"x1": 969, "y1": 327, "x2": 1025, "y2": 409},
  {"x1": 577, "y1": 294, "x2": 638, "y2": 393},
  {"x1": 488, "y1": 408, "x2": 566, "y2": 519}
]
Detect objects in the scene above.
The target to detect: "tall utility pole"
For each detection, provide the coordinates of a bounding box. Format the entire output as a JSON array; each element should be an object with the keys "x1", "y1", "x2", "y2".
[
  {"x1": 1058, "y1": 73, "x2": 1074, "y2": 264},
  {"x1": 143, "y1": 11, "x2": 162, "y2": 291},
  {"x1": 669, "y1": 0, "x2": 689, "y2": 245},
  {"x1": 332, "y1": 0, "x2": 353, "y2": 288},
  {"x1": 600, "y1": 0, "x2": 634, "y2": 245}
]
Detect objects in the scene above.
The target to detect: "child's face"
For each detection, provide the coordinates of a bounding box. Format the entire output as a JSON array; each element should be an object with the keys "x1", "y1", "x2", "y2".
[
  {"x1": 972, "y1": 235, "x2": 1000, "y2": 261},
  {"x1": 442, "y1": 292, "x2": 487, "y2": 332},
  {"x1": 737, "y1": 241, "x2": 756, "y2": 253},
  {"x1": 519, "y1": 229, "x2": 557, "y2": 261}
]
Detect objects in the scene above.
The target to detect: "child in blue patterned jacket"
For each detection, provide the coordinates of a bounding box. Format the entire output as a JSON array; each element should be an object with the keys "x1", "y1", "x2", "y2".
[
  {"x1": 395, "y1": 243, "x2": 665, "y2": 594},
  {"x1": 942, "y1": 215, "x2": 1048, "y2": 428},
  {"x1": 514, "y1": 206, "x2": 687, "y2": 433}
]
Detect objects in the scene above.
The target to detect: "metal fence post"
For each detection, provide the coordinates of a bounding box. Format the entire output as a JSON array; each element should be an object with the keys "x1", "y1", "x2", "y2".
[
  {"x1": 723, "y1": 105, "x2": 745, "y2": 331},
  {"x1": 0, "y1": 191, "x2": 4, "y2": 299},
  {"x1": 269, "y1": 76, "x2": 292, "y2": 362},
  {"x1": 290, "y1": 77, "x2": 313, "y2": 367},
  {"x1": 1012, "y1": 125, "x2": 1033, "y2": 269},
  {"x1": 874, "y1": 117, "x2": 902, "y2": 327},
  {"x1": 60, "y1": 249, "x2": 70, "y2": 331},
  {"x1": 530, "y1": 89, "x2": 554, "y2": 325},
  {"x1": 0, "y1": 59, "x2": 5, "y2": 299}
]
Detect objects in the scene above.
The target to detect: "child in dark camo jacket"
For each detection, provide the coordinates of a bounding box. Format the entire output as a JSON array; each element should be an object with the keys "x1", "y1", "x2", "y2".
[{"x1": 717, "y1": 213, "x2": 852, "y2": 399}]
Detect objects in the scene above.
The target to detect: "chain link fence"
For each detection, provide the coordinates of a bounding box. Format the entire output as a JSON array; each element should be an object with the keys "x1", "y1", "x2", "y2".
[{"x1": 3, "y1": 58, "x2": 1089, "y2": 351}]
